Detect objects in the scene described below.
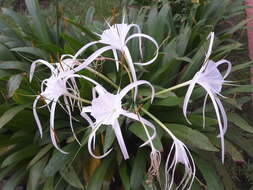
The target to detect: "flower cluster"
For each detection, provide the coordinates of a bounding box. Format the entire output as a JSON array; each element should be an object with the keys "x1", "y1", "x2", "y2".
[{"x1": 30, "y1": 20, "x2": 231, "y2": 189}]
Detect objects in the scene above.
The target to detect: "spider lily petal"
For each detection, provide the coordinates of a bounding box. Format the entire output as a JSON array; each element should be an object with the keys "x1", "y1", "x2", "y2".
[
  {"x1": 30, "y1": 59, "x2": 99, "y2": 153},
  {"x1": 125, "y1": 33, "x2": 158, "y2": 66},
  {"x1": 29, "y1": 59, "x2": 56, "y2": 82},
  {"x1": 73, "y1": 46, "x2": 114, "y2": 73},
  {"x1": 113, "y1": 120, "x2": 129, "y2": 159},
  {"x1": 73, "y1": 22, "x2": 158, "y2": 100},
  {"x1": 165, "y1": 138, "x2": 195, "y2": 190},
  {"x1": 203, "y1": 32, "x2": 214, "y2": 65},
  {"x1": 183, "y1": 33, "x2": 232, "y2": 162},
  {"x1": 119, "y1": 80, "x2": 155, "y2": 101},
  {"x1": 81, "y1": 80, "x2": 156, "y2": 159},
  {"x1": 33, "y1": 96, "x2": 43, "y2": 137}
]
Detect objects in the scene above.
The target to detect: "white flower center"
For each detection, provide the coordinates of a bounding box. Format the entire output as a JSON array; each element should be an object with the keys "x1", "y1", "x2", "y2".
[
  {"x1": 198, "y1": 60, "x2": 224, "y2": 93},
  {"x1": 90, "y1": 92, "x2": 122, "y2": 125},
  {"x1": 100, "y1": 24, "x2": 131, "y2": 49},
  {"x1": 42, "y1": 76, "x2": 67, "y2": 103}
]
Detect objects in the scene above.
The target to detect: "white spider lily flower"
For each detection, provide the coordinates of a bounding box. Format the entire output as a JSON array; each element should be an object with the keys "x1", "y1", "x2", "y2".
[
  {"x1": 141, "y1": 108, "x2": 196, "y2": 189},
  {"x1": 72, "y1": 21, "x2": 159, "y2": 99},
  {"x1": 183, "y1": 32, "x2": 232, "y2": 163},
  {"x1": 165, "y1": 138, "x2": 195, "y2": 190},
  {"x1": 30, "y1": 59, "x2": 99, "y2": 154},
  {"x1": 81, "y1": 80, "x2": 156, "y2": 160}
]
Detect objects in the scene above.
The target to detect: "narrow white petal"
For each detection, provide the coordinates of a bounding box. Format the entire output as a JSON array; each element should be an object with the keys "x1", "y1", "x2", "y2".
[
  {"x1": 119, "y1": 80, "x2": 155, "y2": 102},
  {"x1": 203, "y1": 32, "x2": 214, "y2": 65},
  {"x1": 50, "y1": 100, "x2": 68, "y2": 154},
  {"x1": 112, "y1": 49, "x2": 119, "y2": 71},
  {"x1": 215, "y1": 97, "x2": 228, "y2": 135},
  {"x1": 33, "y1": 95, "x2": 43, "y2": 138},
  {"x1": 129, "y1": 24, "x2": 143, "y2": 59},
  {"x1": 183, "y1": 77, "x2": 198, "y2": 124},
  {"x1": 61, "y1": 54, "x2": 74, "y2": 60},
  {"x1": 88, "y1": 125, "x2": 113, "y2": 159},
  {"x1": 203, "y1": 87, "x2": 225, "y2": 163},
  {"x1": 215, "y1": 59, "x2": 232, "y2": 79},
  {"x1": 73, "y1": 41, "x2": 98, "y2": 59},
  {"x1": 202, "y1": 93, "x2": 208, "y2": 129},
  {"x1": 80, "y1": 111, "x2": 95, "y2": 128},
  {"x1": 73, "y1": 46, "x2": 114, "y2": 73},
  {"x1": 113, "y1": 120, "x2": 129, "y2": 159},
  {"x1": 64, "y1": 96, "x2": 81, "y2": 145},
  {"x1": 30, "y1": 59, "x2": 55, "y2": 82},
  {"x1": 126, "y1": 33, "x2": 159, "y2": 66},
  {"x1": 122, "y1": 46, "x2": 138, "y2": 100},
  {"x1": 65, "y1": 74, "x2": 100, "y2": 87}
]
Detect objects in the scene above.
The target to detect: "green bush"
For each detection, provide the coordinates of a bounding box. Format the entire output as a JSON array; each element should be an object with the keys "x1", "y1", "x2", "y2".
[{"x1": 0, "y1": 0, "x2": 252, "y2": 189}]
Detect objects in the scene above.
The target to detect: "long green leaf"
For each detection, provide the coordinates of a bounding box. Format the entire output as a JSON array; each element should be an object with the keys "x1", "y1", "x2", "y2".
[
  {"x1": 0, "y1": 61, "x2": 30, "y2": 72},
  {"x1": 27, "y1": 156, "x2": 48, "y2": 190},
  {"x1": 0, "y1": 103, "x2": 31, "y2": 129},
  {"x1": 2, "y1": 167, "x2": 27, "y2": 190},
  {"x1": 227, "y1": 113, "x2": 253, "y2": 133},
  {"x1": 64, "y1": 18, "x2": 99, "y2": 40},
  {"x1": 60, "y1": 166, "x2": 84, "y2": 189},
  {"x1": 11, "y1": 47, "x2": 49, "y2": 60},
  {"x1": 166, "y1": 124, "x2": 218, "y2": 151},
  {"x1": 1, "y1": 144, "x2": 38, "y2": 167},
  {"x1": 130, "y1": 149, "x2": 148, "y2": 190},
  {"x1": 43, "y1": 144, "x2": 78, "y2": 177},
  {"x1": 25, "y1": 0, "x2": 51, "y2": 43},
  {"x1": 87, "y1": 154, "x2": 114, "y2": 190}
]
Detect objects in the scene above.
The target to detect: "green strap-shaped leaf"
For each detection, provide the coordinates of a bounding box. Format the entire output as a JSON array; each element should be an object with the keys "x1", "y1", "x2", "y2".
[
  {"x1": 103, "y1": 126, "x2": 116, "y2": 154},
  {"x1": 0, "y1": 103, "x2": 31, "y2": 129},
  {"x1": 0, "y1": 70, "x2": 12, "y2": 80},
  {"x1": 213, "y1": 156, "x2": 238, "y2": 190},
  {"x1": 65, "y1": 18, "x2": 99, "y2": 40},
  {"x1": 225, "y1": 140, "x2": 244, "y2": 162},
  {"x1": 194, "y1": 155, "x2": 224, "y2": 190},
  {"x1": 60, "y1": 166, "x2": 84, "y2": 189},
  {"x1": 119, "y1": 163, "x2": 130, "y2": 190},
  {"x1": 25, "y1": 0, "x2": 52, "y2": 43},
  {"x1": 43, "y1": 144, "x2": 79, "y2": 177},
  {"x1": 224, "y1": 85, "x2": 253, "y2": 94},
  {"x1": 227, "y1": 113, "x2": 253, "y2": 133},
  {"x1": 87, "y1": 154, "x2": 114, "y2": 190},
  {"x1": 1, "y1": 144, "x2": 38, "y2": 167},
  {"x1": 2, "y1": 8, "x2": 32, "y2": 35},
  {"x1": 0, "y1": 43, "x2": 15, "y2": 61},
  {"x1": 27, "y1": 156, "x2": 49, "y2": 190},
  {"x1": 11, "y1": 47, "x2": 49, "y2": 60},
  {"x1": 2, "y1": 167, "x2": 27, "y2": 190},
  {"x1": 226, "y1": 128, "x2": 253, "y2": 158},
  {"x1": 166, "y1": 123, "x2": 218, "y2": 151},
  {"x1": 27, "y1": 144, "x2": 53, "y2": 168},
  {"x1": 42, "y1": 177, "x2": 54, "y2": 190},
  {"x1": 0, "y1": 61, "x2": 30, "y2": 72},
  {"x1": 130, "y1": 149, "x2": 148, "y2": 190}
]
